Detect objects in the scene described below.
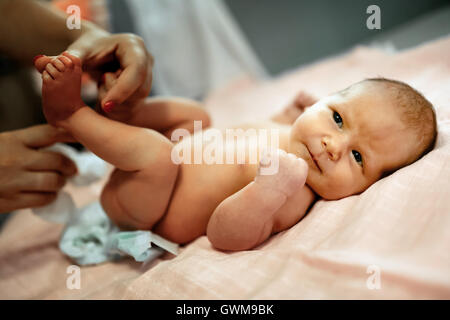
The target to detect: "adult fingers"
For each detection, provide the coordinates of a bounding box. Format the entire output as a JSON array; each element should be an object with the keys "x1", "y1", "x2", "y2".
[
  {"x1": 19, "y1": 171, "x2": 67, "y2": 193},
  {"x1": 0, "y1": 170, "x2": 66, "y2": 195},
  {"x1": 0, "y1": 192, "x2": 57, "y2": 213},
  {"x1": 101, "y1": 63, "x2": 142, "y2": 108},
  {"x1": 17, "y1": 124, "x2": 75, "y2": 148},
  {"x1": 101, "y1": 38, "x2": 151, "y2": 108},
  {"x1": 26, "y1": 150, "x2": 77, "y2": 177}
]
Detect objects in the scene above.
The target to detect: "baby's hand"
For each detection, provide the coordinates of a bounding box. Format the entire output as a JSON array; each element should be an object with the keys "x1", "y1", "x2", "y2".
[
  {"x1": 254, "y1": 148, "x2": 308, "y2": 198},
  {"x1": 271, "y1": 91, "x2": 318, "y2": 125}
]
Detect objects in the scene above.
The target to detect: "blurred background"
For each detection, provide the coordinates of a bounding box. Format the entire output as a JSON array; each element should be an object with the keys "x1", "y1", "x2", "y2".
[
  {"x1": 1, "y1": 0, "x2": 449, "y2": 131},
  {"x1": 0, "y1": 0, "x2": 449, "y2": 226},
  {"x1": 226, "y1": 0, "x2": 450, "y2": 74}
]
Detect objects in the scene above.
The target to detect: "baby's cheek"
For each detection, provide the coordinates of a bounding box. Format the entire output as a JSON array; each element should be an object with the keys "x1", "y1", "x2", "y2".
[{"x1": 320, "y1": 169, "x2": 357, "y2": 198}]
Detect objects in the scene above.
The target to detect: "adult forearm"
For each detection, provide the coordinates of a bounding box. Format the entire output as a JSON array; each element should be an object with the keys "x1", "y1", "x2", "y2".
[
  {"x1": 66, "y1": 21, "x2": 109, "y2": 61},
  {"x1": 0, "y1": 0, "x2": 103, "y2": 63}
]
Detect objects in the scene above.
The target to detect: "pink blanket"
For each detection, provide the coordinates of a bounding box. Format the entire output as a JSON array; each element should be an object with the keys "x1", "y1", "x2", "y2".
[{"x1": 1, "y1": 36, "x2": 449, "y2": 299}]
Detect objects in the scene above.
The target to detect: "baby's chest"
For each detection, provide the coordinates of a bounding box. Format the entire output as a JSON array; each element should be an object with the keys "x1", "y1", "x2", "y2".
[
  {"x1": 168, "y1": 135, "x2": 261, "y2": 218},
  {"x1": 167, "y1": 127, "x2": 289, "y2": 220},
  {"x1": 170, "y1": 158, "x2": 256, "y2": 215}
]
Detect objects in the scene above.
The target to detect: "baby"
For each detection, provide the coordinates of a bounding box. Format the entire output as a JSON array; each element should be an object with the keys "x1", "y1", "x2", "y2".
[{"x1": 35, "y1": 52, "x2": 437, "y2": 251}]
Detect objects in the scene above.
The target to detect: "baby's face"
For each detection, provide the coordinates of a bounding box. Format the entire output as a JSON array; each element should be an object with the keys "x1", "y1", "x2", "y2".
[{"x1": 288, "y1": 83, "x2": 417, "y2": 199}]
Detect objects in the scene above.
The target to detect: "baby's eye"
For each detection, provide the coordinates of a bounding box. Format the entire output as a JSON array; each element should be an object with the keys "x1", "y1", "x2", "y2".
[
  {"x1": 333, "y1": 111, "x2": 343, "y2": 128},
  {"x1": 352, "y1": 150, "x2": 363, "y2": 166}
]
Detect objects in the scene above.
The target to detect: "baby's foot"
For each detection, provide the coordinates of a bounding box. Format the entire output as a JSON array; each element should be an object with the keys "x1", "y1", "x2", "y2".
[
  {"x1": 40, "y1": 52, "x2": 84, "y2": 127},
  {"x1": 254, "y1": 148, "x2": 308, "y2": 197},
  {"x1": 34, "y1": 55, "x2": 55, "y2": 73}
]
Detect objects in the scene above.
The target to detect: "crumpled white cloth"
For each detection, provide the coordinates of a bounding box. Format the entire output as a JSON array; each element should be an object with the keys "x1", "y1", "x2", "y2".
[
  {"x1": 31, "y1": 144, "x2": 178, "y2": 265},
  {"x1": 58, "y1": 200, "x2": 177, "y2": 265}
]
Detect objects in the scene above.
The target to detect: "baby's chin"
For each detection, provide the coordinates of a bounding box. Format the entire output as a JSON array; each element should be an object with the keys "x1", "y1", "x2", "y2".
[
  {"x1": 307, "y1": 183, "x2": 342, "y2": 200},
  {"x1": 303, "y1": 177, "x2": 351, "y2": 201}
]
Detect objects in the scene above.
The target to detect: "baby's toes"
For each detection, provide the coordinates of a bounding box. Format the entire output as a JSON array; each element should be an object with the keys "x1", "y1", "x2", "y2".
[
  {"x1": 51, "y1": 58, "x2": 66, "y2": 72},
  {"x1": 34, "y1": 55, "x2": 53, "y2": 73},
  {"x1": 57, "y1": 55, "x2": 73, "y2": 69},
  {"x1": 42, "y1": 70, "x2": 54, "y2": 86},
  {"x1": 45, "y1": 63, "x2": 60, "y2": 79},
  {"x1": 62, "y1": 51, "x2": 82, "y2": 68}
]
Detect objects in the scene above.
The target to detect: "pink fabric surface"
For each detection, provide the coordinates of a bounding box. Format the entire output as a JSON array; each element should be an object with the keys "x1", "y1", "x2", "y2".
[{"x1": 1, "y1": 37, "x2": 449, "y2": 299}]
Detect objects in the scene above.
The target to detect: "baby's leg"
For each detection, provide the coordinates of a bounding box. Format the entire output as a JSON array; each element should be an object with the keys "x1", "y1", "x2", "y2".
[
  {"x1": 41, "y1": 53, "x2": 179, "y2": 229},
  {"x1": 98, "y1": 72, "x2": 211, "y2": 138}
]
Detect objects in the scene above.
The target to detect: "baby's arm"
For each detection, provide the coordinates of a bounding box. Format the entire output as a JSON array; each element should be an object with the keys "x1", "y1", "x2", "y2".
[{"x1": 207, "y1": 149, "x2": 309, "y2": 251}]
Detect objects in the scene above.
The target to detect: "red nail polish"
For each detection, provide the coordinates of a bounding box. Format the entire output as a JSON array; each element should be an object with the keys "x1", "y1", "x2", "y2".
[
  {"x1": 104, "y1": 101, "x2": 115, "y2": 112},
  {"x1": 33, "y1": 55, "x2": 44, "y2": 64}
]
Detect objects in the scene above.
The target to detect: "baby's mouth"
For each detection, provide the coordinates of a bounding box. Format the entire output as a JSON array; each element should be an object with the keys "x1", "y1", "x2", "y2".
[{"x1": 306, "y1": 145, "x2": 322, "y2": 173}]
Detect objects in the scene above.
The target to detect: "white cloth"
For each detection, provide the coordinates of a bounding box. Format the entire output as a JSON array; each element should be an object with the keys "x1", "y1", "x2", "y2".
[
  {"x1": 126, "y1": 0, "x2": 268, "y2": 98},
  {"x1": 31, "y1": 144, "x2": 178, "y2": 265},
  {"x1": 31, "y1": 143, "x2": 108, "y2": 223}
]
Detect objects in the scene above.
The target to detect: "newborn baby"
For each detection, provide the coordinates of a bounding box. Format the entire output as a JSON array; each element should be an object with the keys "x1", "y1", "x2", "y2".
[{"x1": 35, "y1": 52, "x2": 437, "y2": 251}]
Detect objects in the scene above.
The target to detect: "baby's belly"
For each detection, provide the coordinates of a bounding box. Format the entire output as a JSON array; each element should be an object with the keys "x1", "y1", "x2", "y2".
[{"x1": 153, "y1": 130, "x2": 262, "y2": 243}]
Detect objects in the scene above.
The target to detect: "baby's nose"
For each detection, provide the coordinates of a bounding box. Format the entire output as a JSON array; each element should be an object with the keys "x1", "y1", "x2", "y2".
[{"x1": 321, "y1": 137, "x2": 342, "y2": 161}]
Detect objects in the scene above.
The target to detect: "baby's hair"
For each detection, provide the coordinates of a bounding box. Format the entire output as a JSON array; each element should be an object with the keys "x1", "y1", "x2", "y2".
[{"x1": 342, "y1": 77, "x2": 438, "y2": 177}]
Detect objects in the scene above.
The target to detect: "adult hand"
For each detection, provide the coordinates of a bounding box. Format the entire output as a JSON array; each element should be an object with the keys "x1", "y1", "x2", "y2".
[
  {"x1": 35, "y1": 32, "x2": 154, "y2": 112},
  {"x1": 80, "y1": 33, "x2": 154, "y2": 111},
  {"x1": 0, "y1": 125, "x2": 77, "y2": 213}
]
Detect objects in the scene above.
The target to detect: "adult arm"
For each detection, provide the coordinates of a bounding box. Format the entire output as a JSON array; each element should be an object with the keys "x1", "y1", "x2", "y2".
[{"x1": 0, "y1": 0, "x2": 153, "y2": 109}]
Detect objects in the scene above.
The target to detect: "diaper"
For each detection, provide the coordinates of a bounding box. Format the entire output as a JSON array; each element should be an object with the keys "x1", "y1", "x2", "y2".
[{"x1": 32, "y1": 144, "x2": 178, "y2": 266}]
